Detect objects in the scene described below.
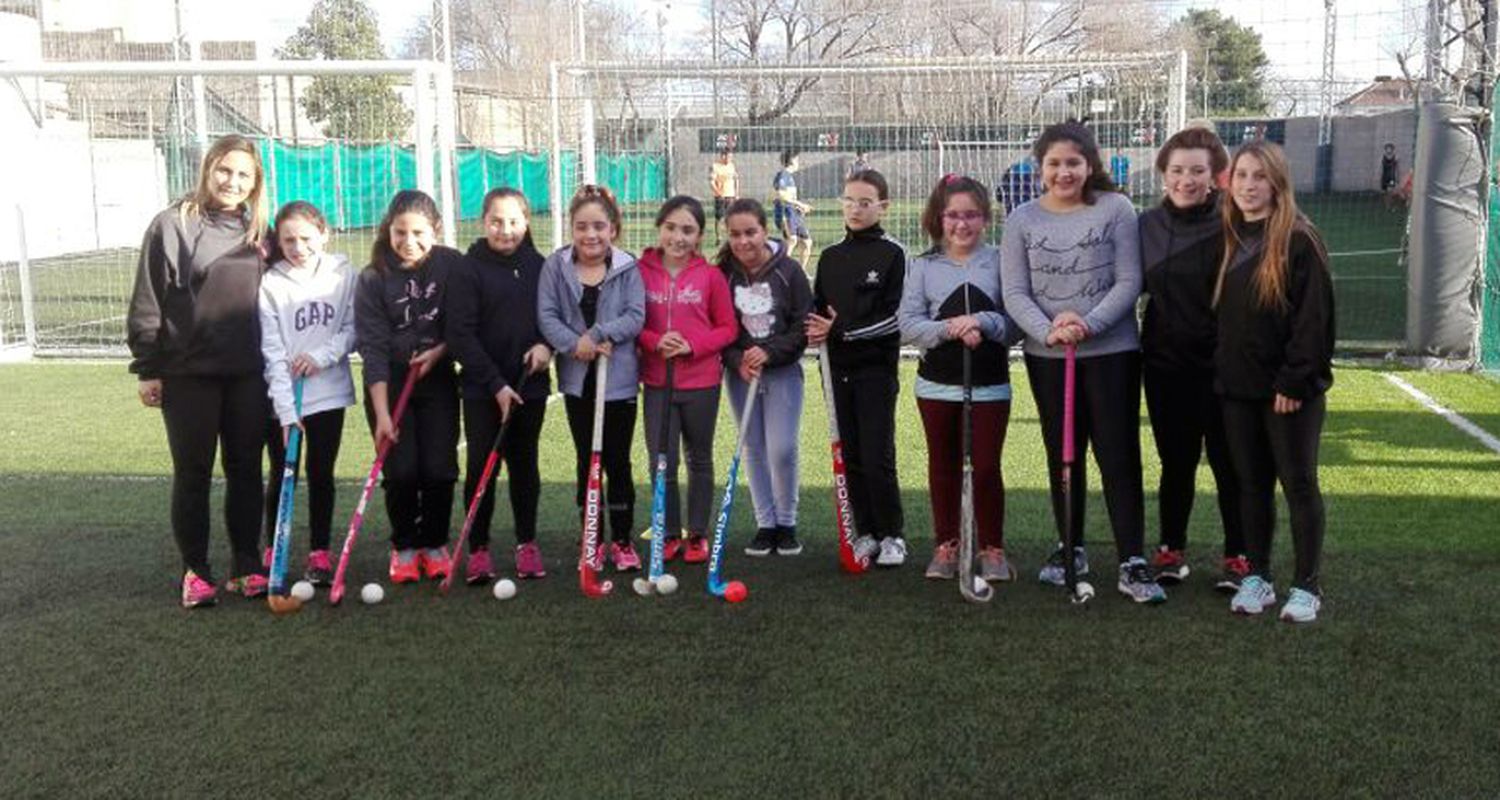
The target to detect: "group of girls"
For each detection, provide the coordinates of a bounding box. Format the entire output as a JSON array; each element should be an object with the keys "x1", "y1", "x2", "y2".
[{"x1": 128, "y1": 118, "x2": 1333, "y2": 623}]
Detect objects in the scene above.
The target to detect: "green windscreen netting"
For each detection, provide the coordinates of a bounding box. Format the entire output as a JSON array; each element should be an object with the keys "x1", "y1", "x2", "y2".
[{"x1": 1486, "y1": 88, "x2": 1500, "y2": 372}]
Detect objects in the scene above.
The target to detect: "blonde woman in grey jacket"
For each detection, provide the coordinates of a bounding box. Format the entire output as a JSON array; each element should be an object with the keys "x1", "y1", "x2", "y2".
[{"x1": 258, "y1": 201, "x2": 357, "y2": 586}]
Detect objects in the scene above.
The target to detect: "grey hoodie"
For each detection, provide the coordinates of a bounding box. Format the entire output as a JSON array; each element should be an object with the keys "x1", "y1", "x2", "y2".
[{"x1": 537, "y1": 246, "x2": 645, "y2": 401}]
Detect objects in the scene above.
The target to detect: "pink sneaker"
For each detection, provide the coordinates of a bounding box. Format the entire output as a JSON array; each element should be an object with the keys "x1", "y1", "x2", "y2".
[
  {"x1": 304, "y1": 549, "x2": 333, "y2": 586},
  {"x1": 420, "y1": 547, "x2": 451, "y2": 580},
  {"x1": 390, "y1": 549, "x2": 420, "y2": 583},
  {"x1": 610, "y1": 541, "x2": 642, "y2": 572},
  {"x1": 683, "y1": 535, "x2": 710, "y2": 564},
  {"x1": 515, "y1": 541, "x2": 547, "y2": 579},
  {"x1": 225, "y1": 573, "x2": 268, "y2": 598},
  {"x1": 662, "y1": 535, "x2": 685, "y2": 562},
  {"x1": 465, "y1": 547, "x2": 495, "y2": 585},
  {"x1": 181, "y1": 570, "x2": 218, "y2": 608},
  {"x1": 262, "y1": 547, "x2": 273, "y2": 569}
]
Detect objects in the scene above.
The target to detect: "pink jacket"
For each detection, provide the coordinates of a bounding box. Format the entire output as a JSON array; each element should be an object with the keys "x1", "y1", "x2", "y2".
[{"x1": 637, "y1": 248, "x2": 738, "y2": 390}]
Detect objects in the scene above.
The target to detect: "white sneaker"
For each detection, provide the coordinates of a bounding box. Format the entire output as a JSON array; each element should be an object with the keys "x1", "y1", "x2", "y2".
[
  {"x1": 852, "y1": 535, "x2": 879, "y2": 564},
  {"x1": 1279, "y1": 588, "x2": 1321, "y2": 623},
  {"x1": 876, "y1": 536, "x2": 907, "y2": 567},
  {"x1": 1230, "y1": 575, "x2": 1276, "y2": 615}
]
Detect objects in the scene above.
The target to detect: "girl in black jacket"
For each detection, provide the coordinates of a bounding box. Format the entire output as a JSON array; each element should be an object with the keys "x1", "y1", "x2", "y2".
[
  {"x1": 447, "y1": 188, "x2": 553, "y2": 583},
  {"x1": 127, "y1": 134, "x2": 270, "y2": 608},
  {"x1": 1214, "y1": 141, "x2": 1335, "y2": 624},
  {"x1": 1139, "y1": 127, "x2": 1246, "y2": 591}
]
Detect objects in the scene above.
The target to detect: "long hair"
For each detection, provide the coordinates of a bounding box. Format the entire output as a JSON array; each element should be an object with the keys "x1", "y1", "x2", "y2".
[
  {"x1": 1214, "y1": 141, "x2": 1327, "y2": 311},
  {"x1": 181, "y1": 135, "x2": 267, "y2": 246},
  {"x1": 1032, "y1": 121, "x2": 1114, "y2": 204},
  {"x1": 921, "y1": 174, "x2": 991, "y2": 245},
  {"x1": 480, "y1": 187, "x2": 536, "y2": 251},
  {"x1": 714, "y1": 197, "x2": 769, "y2": 273},
  {"x1": 265, "y1": 200, "x2": 329, "y2": 265},
  {"x1": 371, "y1": 190, "x2": 442, "y2": 272}
]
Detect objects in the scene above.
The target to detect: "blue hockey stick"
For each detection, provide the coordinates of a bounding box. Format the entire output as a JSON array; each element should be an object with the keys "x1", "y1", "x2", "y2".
[{"x1": 707, "y1": 376, "x2": 759, "y2": 599}]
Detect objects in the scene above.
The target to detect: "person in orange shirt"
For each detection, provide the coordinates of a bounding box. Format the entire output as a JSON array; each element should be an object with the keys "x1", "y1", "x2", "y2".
[{"x1": 710, "y1": 148, "x2": 739, "y2": 243}]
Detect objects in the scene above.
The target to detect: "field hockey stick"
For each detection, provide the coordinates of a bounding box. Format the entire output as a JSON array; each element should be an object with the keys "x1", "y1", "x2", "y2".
[
  {"x1": 329, "y1": 367, "x2": 420, "y2": 606},
  {"x1": 634, "y1": 358, "x2": 676, "y2": 597},
  {"x1": 442, "y1": 366, "x2": 530, "y2": 595},
  {"x1": 707, "y1": 375, "x2": 760, "y2": 599},
  {"x1": 817, "y1": 343, "x2": 869, "y2": 574},
  {"x1": 267, "y1": 379, "x2": 306, "y2": 615},
  {"x1": 1062, "y1": 343, "x2": 1095, "y2": 604},
  {"x1": 957, "y1": 326, "x2": 993, "y2": 604},
  {"x1": 579, "y1": 353, "x2": 614, "y2": 598}
]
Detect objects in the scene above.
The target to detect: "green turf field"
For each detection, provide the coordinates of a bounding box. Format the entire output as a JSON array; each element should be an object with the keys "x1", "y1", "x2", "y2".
[
  {"x1": 1, "y1": 191, "x2": 1408, "y2": 354},
  {"x1": 1, "y1": 361, "x2": 1497, "y2": 796}
]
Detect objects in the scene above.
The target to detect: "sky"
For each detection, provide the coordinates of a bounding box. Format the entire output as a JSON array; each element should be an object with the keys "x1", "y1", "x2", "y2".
[{"x1": 34, "y1": 0, "x2": 1420, "y2": 84}]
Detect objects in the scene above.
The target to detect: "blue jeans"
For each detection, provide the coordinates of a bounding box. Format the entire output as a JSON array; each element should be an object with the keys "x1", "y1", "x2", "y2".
[{"x1": 725, "y1": 363, "x2": 804, "y2": 528}]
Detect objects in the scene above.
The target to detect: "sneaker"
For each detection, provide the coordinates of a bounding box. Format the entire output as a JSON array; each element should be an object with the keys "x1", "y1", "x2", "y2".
[
  {"x1": 465, "y1": 547, "x2": 495, "y2": 585},
  {"x1": 225, "y1": 573, "x2": 269, "y2": 598},
  {"x1": 1038, "y1": 544, "x2": 1090, "y2": 586},
  {"x1": 611, "y1": 541, "x2": 642, "y2": 571},
  {"x1": 1230, "y1": 575, "x2": 1276, "y2": 615},
  {"x1": 304, "y1": 549, "x2": 333, "y2": 587},
  {"x1": 1151, "y1": 546, "x2": 1190, "y2": 584},
  {"x1": 389, "y1": 549, "x2": 421, "y2": 584},
  {"x1": 925, "y1": 540, "x2": 959, "y2": 580},
  {"x1": 1216, "y1": 555, "x2": 1251, "y2": 593},
  {"x1": 515, "y1": 541, "x2": 547, "y2": 579},
  {"x1": 978, "y1": 547, "x2": 1016, "y2": 582},
  {"x1": 1117, "y1": 558, "x2": 1167, "y2": 604},
  {"x1": 852, "y1": 535, "x2": 880, "y2": 564},
  {"x1": 181, "y1": 570, "x2": 217, "y2": 609},
  {"x1": 1280, "y1": 588, "x2": 1321, "y2": 623},
  {"x1": 662, "y1": 534, "x2": 686, "y2": 562},
  {"x1": 876, "y1": 536, "x2": 907, "y2": 567},
  {"x1": 262, "y1": 547, "x2": 273, "y2": 569},
  {"x1": 745, "y1": 528, "x2": 777, "y2": 557},
  {"x1": 683, "y1": 535, "x2": 710, "y2": 564},
  {"x1": 419, "y1": 547, "x2": 451, "y2": 580},
  {"x1": 775, "y1": 526, "x2": 803, "y2": 556}
]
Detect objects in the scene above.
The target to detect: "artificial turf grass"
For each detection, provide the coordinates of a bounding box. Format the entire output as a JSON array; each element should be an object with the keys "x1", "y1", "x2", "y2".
[{"x1": 2, "y1": 363, "x2": 1498, "y2": 796}]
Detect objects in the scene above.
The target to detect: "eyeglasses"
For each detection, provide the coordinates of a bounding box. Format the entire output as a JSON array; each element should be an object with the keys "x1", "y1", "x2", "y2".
[
  {"x1": 839, "y1": 197, "x2": 886, "y2": 210},
  {"x1": 942, "y1": 210, "x2": 986, "y2": 223}
]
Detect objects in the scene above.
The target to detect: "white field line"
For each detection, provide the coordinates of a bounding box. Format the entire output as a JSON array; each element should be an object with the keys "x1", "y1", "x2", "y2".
[{"x1": 1383, "y1": 373, "x2": 1500, "y2": 455}]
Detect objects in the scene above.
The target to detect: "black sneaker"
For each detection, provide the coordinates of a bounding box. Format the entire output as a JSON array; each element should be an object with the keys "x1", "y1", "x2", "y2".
[
  {"x1": 745, "y1": 528, "x2": 777, "y2": 557},
  {"x1": 775, "y1": 525, "x2": 803, "y2": 556}
]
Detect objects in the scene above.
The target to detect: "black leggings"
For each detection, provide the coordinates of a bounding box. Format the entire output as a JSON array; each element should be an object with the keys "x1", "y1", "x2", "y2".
[
  {"x1": 263, "y1": 408, "x2": 346, "y2": 553},
  {"x1": 830, "y1": 369, "x2": 904, "y2": 540},
  {"x1": 160, "y1": 373, "x2": 267, "y2": 581},
  {"x1": 1025, "y1": 351, "x2": 1145, "y2": 562},
  {"x1": 564, "y1": 393, "x2": 637, "y2": 543},
  {"x1": 462, "y1": 395, "x2": 546, "y2": 549},
  {"x1": 363, "y1": 384, "x2": 460, "y2": 550},
  {"x1": 1143, "y1": 365, "x2": 1243, "y2": 556},
  {"x1": 1221, "y1": 394, "x2": 1327, "y2": 593}
]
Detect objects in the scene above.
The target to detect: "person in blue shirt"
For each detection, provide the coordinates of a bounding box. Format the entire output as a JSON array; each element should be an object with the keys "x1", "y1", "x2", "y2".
[
  {"x1": 1111, "y1": 148, "x2": 1131, "y2": 194},
  {"x1": 998, "y1": 158, "x2": 1038, "y2": 216},
  {"x1": 773, "y1": 150, "x2": 814, "y2": 270}
]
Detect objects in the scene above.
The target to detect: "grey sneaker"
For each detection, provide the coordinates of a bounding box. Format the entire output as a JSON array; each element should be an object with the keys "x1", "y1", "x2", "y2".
[
  {"x1": 978, "y1": 547, "x2": 1016, "y2": 582},
  {"x1": 1279, "y1": 587, "x2": 1321, "y2": 623},
  {"x1": 1038, "y1": 544, "x2": 1089, "y2": 586},
  {"x1": 1231, "y1": 575, "x2": 1276, "y2": 615},
  {"x1": 875, "y1": 536, "x2": 907, "y2": 567},
  {"x1": 1117, "y1": 558, "x2": 1167, "y2": 604},
  {"x1": 744, "y1": 528, "x2": 776, "y2": 557},
  {"x1": 925, "y1": 540, "x2": 958, "y2": 579},
  {"x1": 852, "y1": 535, "x2": 880, "y2": 564}
]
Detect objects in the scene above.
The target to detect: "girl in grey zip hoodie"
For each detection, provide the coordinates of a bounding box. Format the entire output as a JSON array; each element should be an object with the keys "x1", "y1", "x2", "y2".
[{"x1": 536, "y1": 186, "x2": 646, "y2": 560}]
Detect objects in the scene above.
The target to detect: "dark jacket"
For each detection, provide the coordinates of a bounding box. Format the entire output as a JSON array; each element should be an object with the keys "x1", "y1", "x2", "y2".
[
  {"x1": 722, "y1": 239, "x2": 814, "y2": 371},
  {"x1": 1139, "y1": 193, "x2": 1224, "y2": 374},
  {"x1": 1215, "y1": 220, "x2": 1335, "y2": 401},
  {"x1": 126, "y1": 205, "x2": 264, "y2": 378},
  {"x1": 812, "y1": 223, "x2": 905, "y2": 374},
  {"x1": 447, "y1": 238, "x2": 551, "y2": 402},
  {"x1": 355, "y1": 245, "x2": 463, "y2": 390}
]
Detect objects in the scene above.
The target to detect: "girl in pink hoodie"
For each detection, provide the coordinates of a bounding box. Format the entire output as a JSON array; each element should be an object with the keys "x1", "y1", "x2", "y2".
[{"x1": 638, "y1": 195, "x2": 739, "y2": 562}]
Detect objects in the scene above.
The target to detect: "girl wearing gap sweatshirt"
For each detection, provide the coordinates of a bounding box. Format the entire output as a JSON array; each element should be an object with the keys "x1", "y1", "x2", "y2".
[
  {"x1": 637, "y1": 196, "x2": 739, "y2": 563},
  {"x1": 537, "y1": 185, "x2": 646, "y2": 571},
  {"x1": 258, "y1": 201, "x2": 356, "y2": 587},
  {"x1": 127, "y1": 135, "x2": 270, "y2": 608}
]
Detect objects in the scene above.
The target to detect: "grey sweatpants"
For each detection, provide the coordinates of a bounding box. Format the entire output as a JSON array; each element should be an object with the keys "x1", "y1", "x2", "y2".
[{"x1": 641, "y1": 384, "x2": 721, "y2": 536}]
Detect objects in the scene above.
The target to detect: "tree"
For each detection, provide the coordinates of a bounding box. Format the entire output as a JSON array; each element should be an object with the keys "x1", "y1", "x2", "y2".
[
  {"x1": 1171, "y1": 8, "x2": 1270, "y2": 116},
  {"x1": 279, "y1": 0, "x2": 413, "y2": 141}
]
